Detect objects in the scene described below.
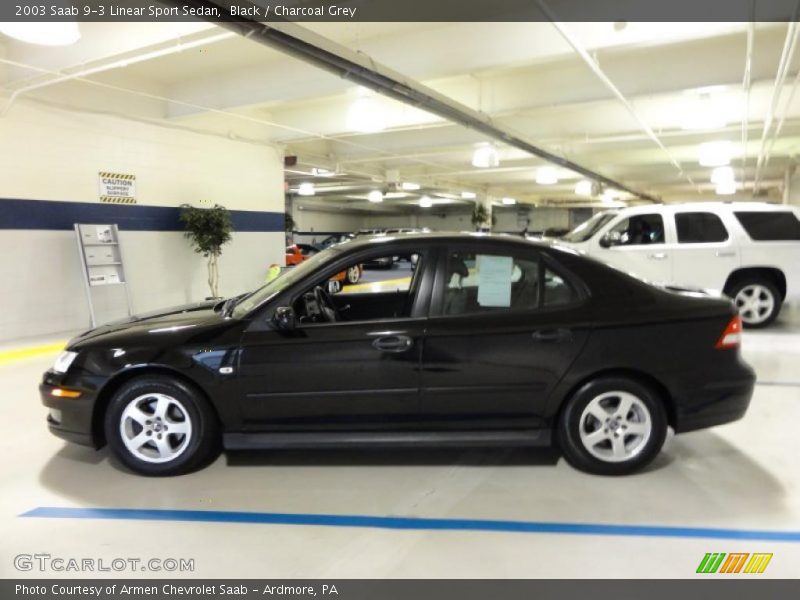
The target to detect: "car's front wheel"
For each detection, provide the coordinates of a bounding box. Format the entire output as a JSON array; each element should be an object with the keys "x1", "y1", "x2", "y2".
[
  {"x1": 728, "y1": 277, "x2": 781, "y2": 328},
  {"x1": 104, "y1": 375, "x2": 220, "y2": 476},
  {"x1": 558, "y1": 377, "x2": 667, "y2": 475}
]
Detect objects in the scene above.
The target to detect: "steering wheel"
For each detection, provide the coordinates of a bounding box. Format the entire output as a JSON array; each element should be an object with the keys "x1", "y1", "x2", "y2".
[{"x1": 313, "y1": 285, "x2": 341, "y2": 323}]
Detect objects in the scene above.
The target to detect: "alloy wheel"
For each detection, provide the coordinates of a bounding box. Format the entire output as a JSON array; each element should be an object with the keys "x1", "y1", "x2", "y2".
[
  {"x1": 734, "y1": 284, "x2": 775, "y2": 325},
  {"x1": 578, "y1": 391, "x2": 652, "y2": 463},
  {"x1": 119, "y1": 393, "x2": 193, "y2": 464},
  {"x1": 347, "y1": 266, "x2": 360, "y2": 284}
]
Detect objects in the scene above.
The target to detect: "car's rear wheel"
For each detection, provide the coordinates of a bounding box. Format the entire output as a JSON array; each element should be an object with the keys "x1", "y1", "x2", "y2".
[
  {"x1": 558, "y1": 377, "x2": 667, "y2": 475},
  {"x1": 104, "y1": 375, "x2": 220, "y2": 476},
  {"x1": 728, "y1": 278, "x2": 781, "y2": 328},
  {"x1": 345, "y1": 265, "x2": 361, "y2": 285}
]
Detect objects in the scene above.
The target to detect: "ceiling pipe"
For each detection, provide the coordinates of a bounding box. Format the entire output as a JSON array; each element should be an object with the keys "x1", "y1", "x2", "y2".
[
  {"x1": 753, "y1": 18, "x2": 799, "y2": 191},
  {"x1": 741, "y1": 20, "x2": 754, "y2": 187},
  {"x1": 170, "y1": 0, "x2": 659, "y2": 202},
  {"x1": 0, "y1": 31, "x2": 236, "y2": 118},
  {"x1": 535, "y1": 0, "x2": 694, "y2": 189}
]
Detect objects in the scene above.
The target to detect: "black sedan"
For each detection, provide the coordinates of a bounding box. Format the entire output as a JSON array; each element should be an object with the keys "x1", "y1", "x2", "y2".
[{"x1": 41, "y1": 233, "x2": 755, "y2": 476}]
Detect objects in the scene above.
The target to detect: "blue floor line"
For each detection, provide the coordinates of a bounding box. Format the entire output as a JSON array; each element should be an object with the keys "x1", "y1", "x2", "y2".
[{"x1": 21, "y1": 507, "x2": 800, "y2": 542}]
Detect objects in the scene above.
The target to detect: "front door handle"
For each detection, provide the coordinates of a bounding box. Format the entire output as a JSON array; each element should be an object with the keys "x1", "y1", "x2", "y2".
[
  {"x1": 372, "y1": 335, "x2": 413, "y2": 353},
  {"x1": 531, "y1": 328, "x2": 573, "y2": 343},
  {"x1": 647, "y1": 252, "x2": 668, "y2": 260}
]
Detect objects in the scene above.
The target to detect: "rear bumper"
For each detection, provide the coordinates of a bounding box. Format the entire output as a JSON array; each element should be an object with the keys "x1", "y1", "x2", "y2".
[
  {"x1": 673, "y1": 370, "x2": 755, "y2": 434},
  {"x1": 40, "y1": 373, "x2": 99, "y2": 448}
]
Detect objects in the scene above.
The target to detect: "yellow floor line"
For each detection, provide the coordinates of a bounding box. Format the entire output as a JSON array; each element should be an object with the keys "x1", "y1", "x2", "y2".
[
  {"x1": 0, "y1": 341, "x2": 67, "y2": 365},
  {"x1": 342, "y1": 276, "x2": 412, "y2": 294}
]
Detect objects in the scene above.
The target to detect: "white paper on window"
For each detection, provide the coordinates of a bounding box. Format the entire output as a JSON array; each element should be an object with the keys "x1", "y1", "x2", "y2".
[{"x1": 476, "y1": 254, "x2": 513, "y2": 307}]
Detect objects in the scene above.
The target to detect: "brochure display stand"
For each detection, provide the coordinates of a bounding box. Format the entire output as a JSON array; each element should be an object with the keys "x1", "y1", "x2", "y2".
[{"x1": 74, "y1": 223, "x2": 133, "y2": 327}]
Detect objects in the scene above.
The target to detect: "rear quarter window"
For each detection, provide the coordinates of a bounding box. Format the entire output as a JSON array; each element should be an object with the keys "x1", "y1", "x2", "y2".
[{"x1": 734, "y1": 211, "x2": 800, "y2": 241}]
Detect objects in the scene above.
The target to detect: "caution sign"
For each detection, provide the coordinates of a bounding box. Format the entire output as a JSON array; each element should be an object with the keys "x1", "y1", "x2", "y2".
[{"x1": 98, "y1": 171, "x2": 136, "y2": 204}]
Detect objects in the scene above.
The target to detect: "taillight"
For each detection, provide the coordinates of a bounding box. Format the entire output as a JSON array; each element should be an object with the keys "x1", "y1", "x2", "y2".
[{"x1": 715, "y1": 314, "x2": 742, "y2": 349}]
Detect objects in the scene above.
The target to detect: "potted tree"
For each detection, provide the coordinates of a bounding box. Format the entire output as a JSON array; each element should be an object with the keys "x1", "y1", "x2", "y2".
[
  {"x1": 471, "y1": 202, "x2": 495, "y2": 231},
  {"x1": 180, "y1": 203, "x2": 233, "y2": 299}
]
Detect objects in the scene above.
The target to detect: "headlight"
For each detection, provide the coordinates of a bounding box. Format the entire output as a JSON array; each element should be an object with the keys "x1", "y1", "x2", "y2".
[{"x1": 53, "y1": 351, "x2": 78, "y2": 374}]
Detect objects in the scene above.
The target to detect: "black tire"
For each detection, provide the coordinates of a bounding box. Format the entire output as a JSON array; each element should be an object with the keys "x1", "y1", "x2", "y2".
[
  {"x1": 557, "y1": 376, "x2": 668, "y2": 476},
  {"x1": 104, "y1": 375, "x2": 221, "y2": 476},
  {"x1": 725, "y1": 277, "x2": 782, "y2": 329}
]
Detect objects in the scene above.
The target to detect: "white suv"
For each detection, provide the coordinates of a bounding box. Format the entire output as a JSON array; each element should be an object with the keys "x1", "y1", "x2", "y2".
[{"x1": 561, "y1": 202, "x2": 800, "y2": 327}]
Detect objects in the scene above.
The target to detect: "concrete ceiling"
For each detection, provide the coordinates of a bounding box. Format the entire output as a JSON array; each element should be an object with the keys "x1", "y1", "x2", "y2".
[{"x1": 1, "y1": 20, "x2": 797, "y2": 213}]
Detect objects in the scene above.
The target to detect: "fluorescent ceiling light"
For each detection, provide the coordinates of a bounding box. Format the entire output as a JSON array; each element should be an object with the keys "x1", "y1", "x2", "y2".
[
  {"x1": 535, "y1": 166, "x2": 558, "y2": 185},
  {"x1": 715, "y1": 180, "x2": 738, "y2": 195},
  {"x1": 472, "y1": 145, "x2": 499, "y2": 168},
  {"x1": 401, "y1": 182, "x2": 420, "y2": 191},
  {"x1": 710, "y1": 166, "x2": 735, "y2": 184},
  {"x1": 312, "y1": 168, "x2": 334, "y2": 177},
  {"x1": 699, "y1": 141, "x2": 734, "y2": 167},
  {"x1": 0, "y1": 22, "x2": 81, "y2": 46},
  {"x1": 575, "y1": 180, "x2": 594, "y2": 196},
  {"x1": 297, "y1": 182, "x2": 315, "y2": 196},
  {"x1": 367, "y1": 190, "x2": 384, "y2": 203},
  {"x1": 346, "y1": 96, "x2": 386, "y2": 133},
  {"x1": 461, "y1": 191, "x2": 477, "y2": 199},
  {"x1": 501, "y1": 197, "x2": 516, "y2": 205},
  {"x1": 419, "y1": 196, "x2": 433, "y2": 208}
]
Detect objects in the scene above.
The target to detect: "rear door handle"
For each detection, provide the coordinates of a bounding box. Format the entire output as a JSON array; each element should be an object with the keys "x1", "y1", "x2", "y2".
[
  {"x1": 372, "y1": 335, "x2": 413, "y2": 353},
  {"x1": 531, "y1": 328, "x2": 573, "y2": 343},
  {"x1": 647, "y1": 252, "x2": 668, "y2": 260}
]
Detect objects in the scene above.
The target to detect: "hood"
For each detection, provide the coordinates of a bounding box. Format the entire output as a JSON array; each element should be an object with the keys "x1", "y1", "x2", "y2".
[{"x1": 69, "y1": 300, "x2": 222, "y2": 347}]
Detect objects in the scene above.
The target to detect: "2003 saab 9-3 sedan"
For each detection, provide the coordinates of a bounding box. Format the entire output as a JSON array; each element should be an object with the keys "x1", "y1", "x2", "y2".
[{"x1": 41, "y1": 233, "x2": 755, "y2": 476}]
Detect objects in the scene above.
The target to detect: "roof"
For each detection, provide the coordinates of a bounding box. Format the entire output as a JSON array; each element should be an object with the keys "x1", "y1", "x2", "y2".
[{"x1": 336, "y1": 231, "x2": 550, "y2": 251}]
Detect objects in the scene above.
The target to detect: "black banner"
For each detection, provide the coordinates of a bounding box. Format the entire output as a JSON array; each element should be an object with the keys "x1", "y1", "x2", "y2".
[
  {"x1": 4, "y1": 580, "x2": 800, "y2": 600},
  {"x1": 0, "y1": 0, "x2": 798, "y2": 22}
]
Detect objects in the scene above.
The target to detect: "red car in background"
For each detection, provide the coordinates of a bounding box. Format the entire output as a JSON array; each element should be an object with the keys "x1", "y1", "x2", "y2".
[{"x1": 285, "y1": 244, "x2": 362, "y2": 285}]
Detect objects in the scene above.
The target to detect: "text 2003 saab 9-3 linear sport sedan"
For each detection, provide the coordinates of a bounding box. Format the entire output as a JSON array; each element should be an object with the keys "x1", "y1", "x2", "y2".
[{"x1": 41, "y1": 233, "x2": 755, "y2": 476}]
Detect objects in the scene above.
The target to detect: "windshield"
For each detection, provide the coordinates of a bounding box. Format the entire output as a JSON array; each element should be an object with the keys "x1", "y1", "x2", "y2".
[
  {"x1": 563, "y1": 211, "x2": 618, "y2": 243},
  {"x1": 231, "y1": 246, "x2": 342, "y2": 318}
]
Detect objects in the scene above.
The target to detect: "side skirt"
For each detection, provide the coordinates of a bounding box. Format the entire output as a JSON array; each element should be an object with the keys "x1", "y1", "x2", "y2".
[{"x1": 223, "y1": 429, "x2": 552, "y2": 450}]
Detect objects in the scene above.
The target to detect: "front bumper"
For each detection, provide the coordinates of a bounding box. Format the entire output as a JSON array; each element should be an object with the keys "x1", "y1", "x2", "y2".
[{"x1": 40, "y1": 372, "x2": 99, "y2": 448}]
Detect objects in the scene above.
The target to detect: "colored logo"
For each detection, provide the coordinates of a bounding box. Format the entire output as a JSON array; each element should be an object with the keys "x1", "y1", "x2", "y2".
[{"x1": 696, "y1": 552, "x2": 772, "y2": 574}]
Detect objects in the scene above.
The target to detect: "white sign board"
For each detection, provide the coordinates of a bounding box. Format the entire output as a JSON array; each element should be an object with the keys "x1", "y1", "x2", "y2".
[{"x1": 98, "y1": 172, "x2": 136, "y2": 203}]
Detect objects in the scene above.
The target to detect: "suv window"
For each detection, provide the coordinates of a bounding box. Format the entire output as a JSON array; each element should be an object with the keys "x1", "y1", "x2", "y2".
[
  {"x1": 735, "y1": 211, "x2": 800, "y2": 241},
  {"x1": 676, "y1": 212, "x2": 729, "y2": 243},
  {"x1": 608, "y1": 214, "x2": 665, "y2": 246},
  {"x1": 442, "y1": 250, "x2": 576, "y2": 316}
]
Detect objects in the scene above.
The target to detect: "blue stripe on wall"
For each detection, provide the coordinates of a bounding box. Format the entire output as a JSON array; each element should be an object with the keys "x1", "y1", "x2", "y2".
[
  {"x1": 20, "y1": 507, "x2": 800, "y2": 542},
  {"x1": 0, "y1": 198, "x2": 284, "y2": 232}
]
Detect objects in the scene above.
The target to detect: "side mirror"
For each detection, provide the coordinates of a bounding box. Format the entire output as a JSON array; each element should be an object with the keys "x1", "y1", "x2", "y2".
[
  {"x1": 600, "y1": 230, "x2": 622, "y2": 248},
  {"x1": 273, "y1": 306, "x2": 296, "y2": 330}
]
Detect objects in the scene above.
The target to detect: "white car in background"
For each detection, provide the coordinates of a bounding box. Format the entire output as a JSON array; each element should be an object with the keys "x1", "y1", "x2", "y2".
[{"x1": 560, "y1": 202, "x2": 800, "y2": 327}]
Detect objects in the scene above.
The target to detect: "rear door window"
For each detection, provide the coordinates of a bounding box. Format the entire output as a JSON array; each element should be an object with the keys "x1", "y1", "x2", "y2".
[
  {"x1": 675, "y1": 212, "x2": 729, "y2": 243},
  {"x1": 735, "y1": 211, "x2": 800, "y2": 241}
]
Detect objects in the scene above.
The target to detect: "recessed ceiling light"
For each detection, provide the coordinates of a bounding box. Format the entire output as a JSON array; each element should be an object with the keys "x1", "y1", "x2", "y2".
[
  {"x1": 367, "y1": 190, "x2": 384, "y2": 203},
  {"x1": 601, "y1": 189, "x2": 621, "y2": 203},
  {"x1": 472, "y1": 145, "x2": 499, "y2": 168},
  {"x1": 575, "y1": 180, "x2": 594, "y2": 196},
  {"x1": 699, "y1": 141, "x2": 734, "y2": 167},
  {"x1": 715, "y1": 180, "x2": 738, "y2": 195},
  {"x1": 297, "y1": 182, "x2": 315, "y2": 196},
  {"x1": 536, "y1": 167, "x2": 558, "y2": 185},
  {"x1": 710, "y1": 166, "x2": 735, "y2": 184},
  {"x1": 419, "y1": 196, "x2": 433, "y2": 208},
  {"x1": 346, "y1": 96, "x2": 386, "y2": 133},
  {"x1": 461, "y1": 191, "x2": 477, "y2": 199},
  {"x1": 501, "y1": 197, "x2": 516, "y2": 205},
  {"x1": 0, "y1": 22, "x2": 81, "y2": 46},
  {"x1": 401, "y1": 182, "x2": 420, "y2": 191}
]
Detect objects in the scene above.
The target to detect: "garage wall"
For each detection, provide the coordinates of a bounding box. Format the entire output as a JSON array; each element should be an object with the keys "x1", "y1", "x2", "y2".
[{"x1": 0, "y1": 102, "x2": 285, "y2": 342}]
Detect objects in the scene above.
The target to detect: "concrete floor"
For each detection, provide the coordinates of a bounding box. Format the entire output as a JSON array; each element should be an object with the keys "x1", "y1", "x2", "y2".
[{"x1": 1, "y1": 307, "x2": 799, "y2": 579}]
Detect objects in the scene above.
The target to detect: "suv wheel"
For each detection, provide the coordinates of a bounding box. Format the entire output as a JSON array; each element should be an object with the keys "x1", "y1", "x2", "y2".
[
  {"x1": 728, "y1": 278, "x2": 781, "y2": 328},
  {"x1": 345, "y1": 265, "x2": 361, "y2": 285},
  {"x1": 558, "y1": 377, "x2": 667, "y2": 475},
  {"x1": 104, "y1": 375, "x2": 220, "y2": 476}
]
